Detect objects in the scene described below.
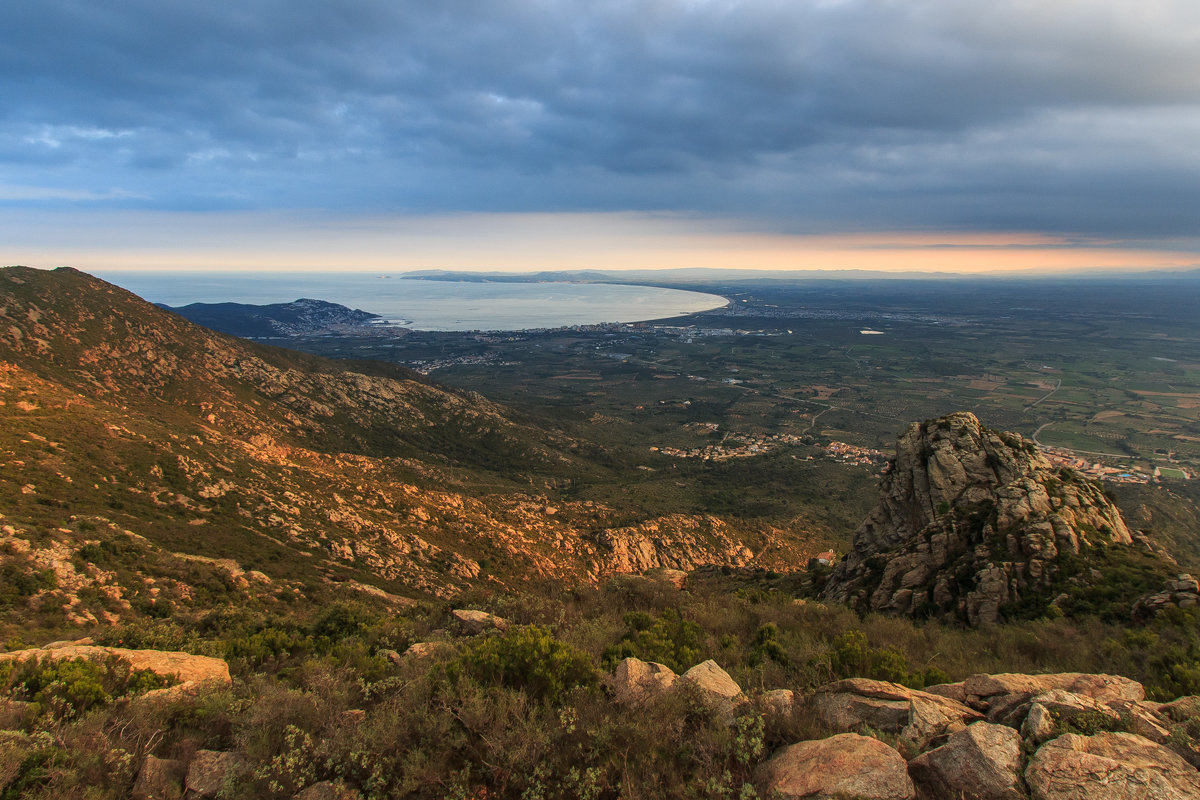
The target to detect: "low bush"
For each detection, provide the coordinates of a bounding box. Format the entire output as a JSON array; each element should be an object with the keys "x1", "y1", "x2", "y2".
[
  {"x1": 0, "y1": 656, "x2": 173, "y2": 718},
  {"x1": 602, "y1": 608, "x2": 703, "y2": 673},
  {"x1": 448, "y1": 625, "x2": 598, "y2": 703}
]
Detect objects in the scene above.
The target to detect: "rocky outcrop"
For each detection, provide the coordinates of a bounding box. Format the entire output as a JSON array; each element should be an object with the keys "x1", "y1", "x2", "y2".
[
  {"x1": 756, "y1": 733, "x2": 915, "y2": 800},
  {"x1": 1026, "y1": 732, "x2": 1200, "y2": 800},
  {"x1": 822, "y1": 412, "x2": 1143, "y2": 625},
  {"x1": 908, "y1": 722, "x2": 1025, "y2": 800},
  {"x1": 1134, "y1": 574, "x2": 1200, "y2": 620},
  {"x1": 810, "y1": 678, "x2": 982, "y2": 750},
  {"x1": 953, "y1": 672, "x2": 1146, "y2": 706},
  {"x1": 401, "y1": 642, "x2": 454, "y2": 660}
]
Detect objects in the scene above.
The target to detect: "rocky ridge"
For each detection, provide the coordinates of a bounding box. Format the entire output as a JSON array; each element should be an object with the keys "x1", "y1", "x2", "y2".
[{"x1": 822, "y1": 412, "x2": 1163, "y2": 625}]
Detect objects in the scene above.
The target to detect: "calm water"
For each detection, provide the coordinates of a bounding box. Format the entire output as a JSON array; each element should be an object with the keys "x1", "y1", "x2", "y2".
[{"x1": 96, "y1": 272, "x2": 728, "y2": 331}]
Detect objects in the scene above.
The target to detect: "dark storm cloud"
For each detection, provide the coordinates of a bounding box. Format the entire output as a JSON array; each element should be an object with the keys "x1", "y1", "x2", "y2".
[{"x1": 2, "y1": 0, "x2": 1199, "y2": 234}]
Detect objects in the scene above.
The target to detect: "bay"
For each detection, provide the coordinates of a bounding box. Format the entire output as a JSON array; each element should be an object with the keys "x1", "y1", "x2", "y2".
[{"x1": 96, "y1": 271, "x2": 728, "y2": 331}]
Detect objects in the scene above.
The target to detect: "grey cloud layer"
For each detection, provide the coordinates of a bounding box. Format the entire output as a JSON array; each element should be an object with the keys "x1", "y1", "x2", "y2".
[{"x1": 3, "y1": 0, "x2": 1199, "y2": 234}]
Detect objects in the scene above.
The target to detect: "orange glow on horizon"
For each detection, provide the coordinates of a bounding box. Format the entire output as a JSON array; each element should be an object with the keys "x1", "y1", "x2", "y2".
[{"x1": 5, "y1": 211, "x2": 1198, "y2": 275}]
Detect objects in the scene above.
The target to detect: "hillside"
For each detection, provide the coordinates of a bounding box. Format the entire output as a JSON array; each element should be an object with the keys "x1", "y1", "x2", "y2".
[{"x1": 0, "y1": 267, "x2": 810, "y2": 639}]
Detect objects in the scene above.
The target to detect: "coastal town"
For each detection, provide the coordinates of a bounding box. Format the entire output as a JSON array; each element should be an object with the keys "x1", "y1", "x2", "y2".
[
  {"x1": 649, "y1": 428, "x2": 1187, "y2": 487},
  {"x1": 651, "y1": 432, "x2": 888, "y2": 466}
]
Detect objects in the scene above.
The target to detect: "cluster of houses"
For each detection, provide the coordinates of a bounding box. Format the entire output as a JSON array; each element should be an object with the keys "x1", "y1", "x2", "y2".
[{"x1": 1039, "y1": 448, "x2": 1154, "y2": 484}]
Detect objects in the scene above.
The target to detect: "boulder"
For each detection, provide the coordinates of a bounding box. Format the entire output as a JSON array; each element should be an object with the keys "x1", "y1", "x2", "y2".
[
  {"x1": 611, "y1": 657, "x2": 677, "y2": 705},
  {"x1": 131, "y1": 755, "x2": 185, "y2": 800},
  {"x1": 656, "y1": 569, "x2": 689, "y2": 589},
  {"x1": 678, "y1": 660, "x2": 744, "y2": 715},
  {"x1": 185, "y1": 750, "x2": 245, "y2": 798},
  {"x1": 908, "y1": 722, "x2": 1025, "y2": 800},
  {"x1": 811, "y1": 678, "x2": 981, "y2": 749},
  {"x1": 756, "y1": 733, "x2": 915, "y2": 800},
  {"x1": 294, "y1": 781, "x2": 362, "y2": 800},
  {"x1": 762, "y1": 689, "x2": 795, "y2": 719},
  {"x1": 401, "y1": 642, "x2": 453, "y2": 660},
  {"x1": 450, "y1": 609, "x2": 509, "y2": 634},
  {"x1": 1026, "y1": 732, "x2": 1200, "y2": 800}
]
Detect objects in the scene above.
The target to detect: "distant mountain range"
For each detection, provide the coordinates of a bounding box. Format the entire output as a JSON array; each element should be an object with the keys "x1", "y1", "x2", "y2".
[{"x1": 403, "y1": 266, "x2": 1200, "y2": 284}]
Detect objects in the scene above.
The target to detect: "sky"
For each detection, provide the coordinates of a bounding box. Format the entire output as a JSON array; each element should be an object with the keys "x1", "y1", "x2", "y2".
[{"x1": 3, "y1": 0, "x2": 1200, "y2": 274}]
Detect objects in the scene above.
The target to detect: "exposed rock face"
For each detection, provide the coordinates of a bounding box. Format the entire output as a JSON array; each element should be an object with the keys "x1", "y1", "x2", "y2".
[
  {"x1": 908, "y1": 722, "x2": 1025, "y2": 800},
  {"x1": 810, "y1": 678, "x2": 982, "y2": 750},
  {"x1": 1025, "y1": 732, "x2": 1200, "y2": 800},
  {"x1": 957, "y1": 672, "x2": 1146, "y2": 706},
  {"x1": 756, "y1": 733, "x2": 915, "y2": 800},
  {"x1": 402, "y1": 642, "x2": 453, "y2": 660},
  {"x1": 823, "y1": 412, "x2": 1136, "y2": 624}
]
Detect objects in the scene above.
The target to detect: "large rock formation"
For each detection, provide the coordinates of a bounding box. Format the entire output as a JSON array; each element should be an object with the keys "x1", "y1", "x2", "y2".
[{"x1": 822, "y1": 412, "x2": 1142, "y2": 624}]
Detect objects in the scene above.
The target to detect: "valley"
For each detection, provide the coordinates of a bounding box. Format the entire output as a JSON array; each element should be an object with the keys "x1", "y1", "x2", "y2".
[{"x1": 4, "y1": 266, "x2": 1200, "y2": 800}]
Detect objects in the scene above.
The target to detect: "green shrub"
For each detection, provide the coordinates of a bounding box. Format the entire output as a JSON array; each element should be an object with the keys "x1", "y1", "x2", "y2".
[
  {"x1": 449, "y1": 625, "x2": 598, "y2": 702},
  {"x1": 823, "y1": 630, "x2": 939, "y2": 688},
  {"x1": 1059, "y1": 709, "x2": 1127, "y2": 737},
  {"x1": 0, "y1": 656, "x2": 173, "y2": 718},
  {"x1": 0, "y1": 563, "x2": 56, "y2": 607},
  {"x1": 748, "y1": 623, "x2": 789, "y2": 667},
  {"x1": 602, "y1": 608, "x2": 702, "y2": 673}
]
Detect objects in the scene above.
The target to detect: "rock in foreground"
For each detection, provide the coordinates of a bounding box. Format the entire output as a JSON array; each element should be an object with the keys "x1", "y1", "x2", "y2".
[
  {"x1": 908, "y1": 722, "x2": 1025, "y2": 800},
  {"x1": 1026, "y1": 732, "x2": 1200, "y2": 800},
  {"x1": 756, "y1": 733, "x2": 915, "y2": 800}
]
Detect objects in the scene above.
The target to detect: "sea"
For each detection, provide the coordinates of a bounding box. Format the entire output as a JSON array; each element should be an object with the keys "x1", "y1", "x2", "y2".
[{"x1": 95, "y1": 271, "x2": 728, "y2": 332}]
